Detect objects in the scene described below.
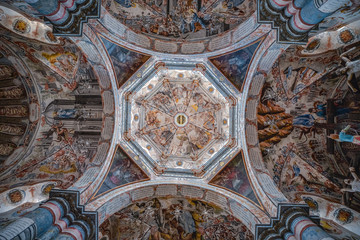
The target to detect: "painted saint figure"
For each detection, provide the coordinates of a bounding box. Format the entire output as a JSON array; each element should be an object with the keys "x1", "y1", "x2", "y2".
[
  {"x1": 293, "y1": 109, "x2": 317, "y2": 128},
  {"x1": 54, "y1": 108, "x2": 77, "y2": 119},
  {"x1": 341, "y1": 167, "x2": 360, "y2": 193},
  {"x1": 328, "y1": 125, "x2": 360, "y2": 145},
  {"x1": 337, "y1": 47, "x2": 360, "y2": 92}
]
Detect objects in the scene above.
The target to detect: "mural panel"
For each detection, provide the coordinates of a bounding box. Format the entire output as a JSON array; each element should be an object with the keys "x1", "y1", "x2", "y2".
[
  {"x1": 94, "y1": 146, "x2": 149, "y2": 197},
  {"x1": 210, "y1": 151, "x2": 260, "y2": 206},
  {"x1": 0, "y1": 51, "x2": 38, "y2": 165},
  {"x1": 100, "y1": 197, "x2": 254, "y2": 240},
  {"x1": 257, "y1": 44, "x2": 360, "y2": 212},
  {"x1": 0, "y1": 29, "x2": 113, "y2": 195},
  {"x1": 321, "y1": 219, "x2": 360, "y2": 240},
  {"x1": 100, "y1": 36, "x2": 150, "y2": 88},
  {"x1": 209, "y1": 38, "x2": 261, "y2": 91},
  {"x1": 103, "y1": 0, "x2": 255, "y2": 40}
]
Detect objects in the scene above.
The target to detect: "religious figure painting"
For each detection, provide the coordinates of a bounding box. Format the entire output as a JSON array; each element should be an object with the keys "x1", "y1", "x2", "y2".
[
  {"x1": 0, "y1": 64, "x2": 17, "y2": 80},
  {"x1": 0, "y1": 32, "x2": 113, "y2": 195},
  {"x1": 94, "y1": 146, "x2": 149, "y2": 197},
  {"x1": 100, "y1": 197, "x2": 254, "y2": 240},
  {"x1": 103, "y1": 0, "x2": 255, "y2": 40},
  {"x1": 258, "y1": 45, "x2": 360, "y2": 212},
  {"x1": 210, "y1": 151, "x2": 260, "y2": 206},
  {"x1": 41, "y1": 51, "x2": 79, "y2": 80},
  {"x1": 134, "y1": 77, "x2": 228, "y2": 163},
  {"x1": 257, "y1": 84, "x2": 293, "y2": 154},
  {"x1": 100, "y1": 36, "x2": 151, "y2": 88},
  {"x1": 209, "y1": 39, "x2": 261, "y2": 91}
]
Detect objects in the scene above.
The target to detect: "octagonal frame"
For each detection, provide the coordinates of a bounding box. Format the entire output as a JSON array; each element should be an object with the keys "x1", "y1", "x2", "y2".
[{"x1": 119, "y1": 59, "x2": 241, "y2": 178}]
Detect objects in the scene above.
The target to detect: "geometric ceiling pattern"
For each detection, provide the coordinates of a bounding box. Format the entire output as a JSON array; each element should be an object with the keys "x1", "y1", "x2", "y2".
[
  {"x1": 129, "y1": 68, "x2": 231, "y2": 172},
  {"x1": 0, "y1": 0, "x2": 360, "y2": 240},
  {"x1": 120, "y1": 60, "x2": 240, "y2": 178}
]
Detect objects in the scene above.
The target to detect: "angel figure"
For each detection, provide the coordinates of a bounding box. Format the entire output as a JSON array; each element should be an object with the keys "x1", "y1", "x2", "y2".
[
  {"x1": 337, "y1": 47, "x2": 360, "y2": 92},
  {"x1": 341, "y1": 167, "x2": 360, "y2": 193},
  {"x1": 328, "y1": 125, "x2": 360, "y2": 145}
]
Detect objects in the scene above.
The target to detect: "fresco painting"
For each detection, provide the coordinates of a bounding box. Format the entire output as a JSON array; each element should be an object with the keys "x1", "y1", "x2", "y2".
[
  {"x1": 257, "y1": 87, "x2": 293, "y2": 154},
  {"x1": 303, "y1": 196, "x2": 319, "y2": 213},
  {"x1": 137, "y1": 80, "x2": 223, "y2": 160},
  {"x1": 103, "y1": 0, "x2": 255, "y2": 40},
  {"x1": 209, "y1": 39, "x2": 261, "y2": 90},
  {"x1": 0, "y1": 64, "x2": 17, "y2": 80},
  {"x1": 0, "y1": 51, "x2": 37, "y2": 164},
  {"x1": 39, "y1": 51, "x2": 80, "y2": 80},
  {"x1": 100, "y1": 197, "x2": 254, "y2": 240},
  {"x1": 94, "y1": 146, "x2": 149, "y2": 197},
  {"x1": 100, "y1": 36, "x2": 150, "y2": 88},
  {"x1": 0, "y1": 1, "x2": 360, "y2": 238},
  {"x1": 321, "y1": 219, "x2": 360, "y2": 240},
  {"x1": 0, "y1": 29, "x2": 113, "y2": 194},
  {"x1": 210, "y1": 151, "x2": 260, "y2": 205},
  {"x1": 130, "y1": 69, "x2": 231, "y2": 169},
  {"x1": 258, "y1": 45, "x2": 360, "y2": 212}
]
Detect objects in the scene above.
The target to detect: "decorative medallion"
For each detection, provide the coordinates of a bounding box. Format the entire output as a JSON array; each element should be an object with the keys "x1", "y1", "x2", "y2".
[
  {"x1": 7, "y1": 189, "x2": 24, "y2": 204},
  {"x1": 305, "y1": 39, "x2": 321, "y2": 52},
  {"x1": 174, "y1": 113, "x2": 189, "y2": 127},
  {"x1": 338, "y1": 29, "x2": 355, "y2": 44},
  {"x1": 334, "y1": 208, "x2": 353, "y2": 224},
  {"x1": 13, "y1": 19, "x2": 30, "y2": 34},
  {"x1": 302, "y1": 197, "x2": 318, "y2": 212},
  {"x1": 42, "y1": 183, "x2": 55, "y2": 195}
]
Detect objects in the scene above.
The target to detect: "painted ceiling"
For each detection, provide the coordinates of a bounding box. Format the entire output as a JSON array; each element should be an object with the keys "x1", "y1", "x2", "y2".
[
  {"x1": 257, "y1": 44, "x2": 360, "y2": 211},
  {"x1": 100, "y1": 197, "x2": 254, "y2": 239},
  {"x1": 0, "y1": 1, "x2": 360, "y2": 240},
  {"x1": 130, "y1": 69, "x2": 230, "y2": 170},
  {"x1": 103, "y1": 0, "x2": 256, "y2": 40}
]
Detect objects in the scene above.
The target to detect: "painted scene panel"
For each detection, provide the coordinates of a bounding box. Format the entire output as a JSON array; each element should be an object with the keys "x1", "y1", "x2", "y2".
[
  {"x1": 100, "y1": 197, "x2": 254, "y2": 240},
  {"x1": 210, "y1": 152, "x2": 260, "y2": 205},
  {"x1": 209, "y1": 39, "x2": 261, "y2": 90},
  {"x1": 95, "y1": 146, "x2": 149, "y2": 197},
  {"x1": 100, "y1": 36, "x2": 150, "y2": 88}
]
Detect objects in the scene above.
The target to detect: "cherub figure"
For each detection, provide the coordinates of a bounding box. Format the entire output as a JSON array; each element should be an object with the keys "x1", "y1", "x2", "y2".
[
  {"x1": 337, "y1": 47, "x2": 360, "y2": 92},
  {"x1": 341, "y1": 167, "x2": 360, "y2": 193}
]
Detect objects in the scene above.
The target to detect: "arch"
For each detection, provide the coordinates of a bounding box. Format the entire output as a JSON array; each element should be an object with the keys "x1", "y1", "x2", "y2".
[{"x1": 86, "y1": 181, "x2": 271, "y2": 234}]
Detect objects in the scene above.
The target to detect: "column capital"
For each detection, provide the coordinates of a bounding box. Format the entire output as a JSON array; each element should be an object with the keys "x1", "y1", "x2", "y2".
[
  {"x1": 255, "y1": 203, "x2": 320, "y2": 240},
  {"x1": 48, "y1": 189, "x2": 99, "y2": 240},
  {"x1": 26, "y1": 0, "x2": 101, "y2": 36}
]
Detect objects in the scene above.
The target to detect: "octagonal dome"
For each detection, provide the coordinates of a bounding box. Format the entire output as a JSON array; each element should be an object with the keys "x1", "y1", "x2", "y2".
[
  {"x1": 132, "y1": 69, "x2": 230, "y2": 164},
  {"x1": 120, "y1": 60, "x2": 240, "y2": 177}
]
